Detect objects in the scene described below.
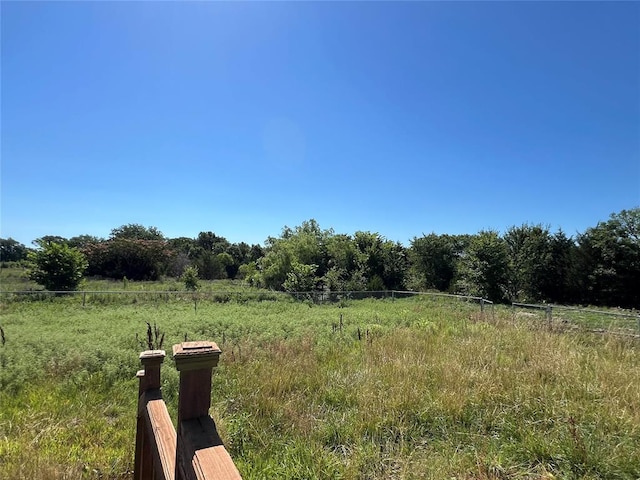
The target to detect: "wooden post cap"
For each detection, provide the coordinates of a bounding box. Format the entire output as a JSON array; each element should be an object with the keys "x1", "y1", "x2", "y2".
[
  {"x1": 172, "y1": 341, "x2": 221, "y2": 371},
  {"x1": 139, "y1": 350, "x2": 166, "y2": 365}
]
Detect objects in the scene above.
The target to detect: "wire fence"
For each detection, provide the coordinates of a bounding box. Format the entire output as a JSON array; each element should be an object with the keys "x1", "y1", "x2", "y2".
[
  {"x1": 5, "y1": 289, "x2": 635, "y2": 336},
  {"x1": 0, "y1": 288, "x2": 493, "y2": 315},
  {"x1": 511, "y1": 302, "x2": 640, "y2": 336}
]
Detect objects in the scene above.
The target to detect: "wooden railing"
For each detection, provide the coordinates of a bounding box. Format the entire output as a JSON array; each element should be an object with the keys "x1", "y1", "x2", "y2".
[{"x1": 133, "y1": 341, "x2": 242, "y2": 480}]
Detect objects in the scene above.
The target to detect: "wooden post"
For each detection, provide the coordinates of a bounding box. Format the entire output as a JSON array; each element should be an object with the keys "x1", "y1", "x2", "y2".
[
  {"x1": 174, "y1": 341, "x2": 221, "y2": 480},
  {"x1": 173, "y1": 342, "x2": 221, "y2": 421},
  {"x1": 134, "y1": 349, "x2": 166, "y2": 480}
]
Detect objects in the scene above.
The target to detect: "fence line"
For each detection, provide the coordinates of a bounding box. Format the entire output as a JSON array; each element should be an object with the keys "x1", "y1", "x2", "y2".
[
  {"x1": 0, "y1": 288, "x2": 492, "y2": 301},
  {"x1": 511, "y1": 302, "x2": 640, "y2": 335}
]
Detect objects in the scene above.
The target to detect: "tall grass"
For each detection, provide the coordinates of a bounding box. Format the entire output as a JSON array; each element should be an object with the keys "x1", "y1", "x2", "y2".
[{"x1": 0, "y1": 295, "x2": 638, "y2": 479}]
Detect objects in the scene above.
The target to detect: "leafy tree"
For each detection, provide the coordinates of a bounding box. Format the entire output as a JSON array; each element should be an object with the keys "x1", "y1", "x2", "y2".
[
  {"x1": 352, "y1": 231, "x2": 407, "y2": 290},
  {"x1": 258, "y1": 220, "x2": 332, "y2": 290},
  {"x1": 324, "y1": 234, "x2": 359, "y2": 290},
  {"x1": 259, "y1": 245, "x2": 293, "y2": 289},
  {"x1": 248, "y1": 244, "x2": 265, "y2": 263},
  {"x1": 283, "y1": 262, "x2": 318, "y2": 292},
  {"x1": 504, "y1": 224, "x2": 554, "y2": 302},
  {"x1": 83, "y1": 238, "x2": 172, "y2": 280},
  {"x1": 68, "y1": 235, "x2": 103, "y2": 249},
  {"x1": 237, "y1": 261, "x2": 258, "y2": 281},
  {"x1": 409, "y1": 234, "x2": 469, "y2": 292},
  {"x1": 226, "y1": 242, "x2": 251, "y2": 279},
  {"x1": 380, "y1": 240, "x2": 408, "y2": 290},
  {"x1": 0, "y1": 238, "x2": 28, "y2": 262},
  {"x1": 575, "y1": 208, "x2": 640, "y2": 308},
  {"x1": 456, "y1": 230, "x2": 509, "y2": 302},
  {"x1": 167, "y1": 237, "x2": 197, "y2": 256},
  {"x1": 33, "y1": 235, "x2": 68, "y2": 247},
  {"x1": 542, "y1": 230, "x2": 576, "y2": 304},
  {"x1": 28, "y1": 242, "x2": 88, "y2": 291},
  {"x1": 217, "y1": 252, "x2": 234, "y2": 277},
  {"x1": 110, "y1": 224, "x2": 164, "y2": 241},
  {"x1": 166, "y1": 237, "x2": 197, "y2": 277},
  {"x1": 194, "y1": 252, "x2": 233, "y2": 280},
  {"x1": 196, "y1": 231, "x2": 230, "y2": 254},
  {"x1": 351, "y1": 231, "x2": 384, "y2": 290},
  {"x1": 326, "y1": 234, "x2": 359, "y2": 273}
]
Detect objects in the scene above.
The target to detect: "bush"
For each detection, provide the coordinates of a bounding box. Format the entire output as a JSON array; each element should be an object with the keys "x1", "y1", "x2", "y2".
[
  {"x1": 181, "y1": 265, "x2": 200, "y2": 291},
  {"x1": 28, "y1": 242, "x2": 87, "y2": 291}
]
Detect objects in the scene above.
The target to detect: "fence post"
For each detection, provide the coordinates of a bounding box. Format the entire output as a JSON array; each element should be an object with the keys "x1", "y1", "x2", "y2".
[
  {"x1": 546, "y1": 305, "x2": 553, "y2": 330},
  {"x1": 134, "y1": 349, "x2": 166, "y2": 480},
  {"x1": 173, "y1": 341, "x2": 222, "y2": 480},
  {"x1": 480, "y1": 299, "x2": 485, "y2": 314}
]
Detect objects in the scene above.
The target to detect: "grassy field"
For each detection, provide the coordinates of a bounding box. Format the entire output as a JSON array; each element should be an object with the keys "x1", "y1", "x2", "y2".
[
  {"x1": 0, "y1": 264, "x2": 257, "y2": 293},
  {"x1": 1, "y1": 290, "x2": 639, "y2": 479}
]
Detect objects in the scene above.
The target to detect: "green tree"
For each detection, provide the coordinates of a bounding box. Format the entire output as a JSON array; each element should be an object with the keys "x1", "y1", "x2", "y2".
[
  {"x1": 237, "y1": 261, "x2": 258, "y2": 281},
  {"x1": 68, "y1": 235, "x2": 103, "y2": 249},
  {"x1": 409, "y1": 234, "x2": 469, "y2": 291},
  {"x1": 28, "y1": 242, "x2": 88, "y2": 291},
  {"x1": 456, "y1": 230, "x2": 509, "y2": 302},
  {"x1": 352, "y1": 231, "x2": 384, "y2": 290},
  {"x1": 352, "y1": 231, "x2": 407, "y2": 290},
  {"x1": 248, "y1": 244, "x2": 265, "y2": 263},
  {"x1": 167, "y1": 237, "x2": 197, "y2": 256},
  {"x1": 226, "y1": 242, "x2": 251, "y2": 279},
  {"x1": 380, "y1": 240, "x2": 408, "y2": 290},
  {"x1": 196, "y1": 231, "x2": 230, "y2": 254},
  {"x1": 259, "y1": 245, "x2": 293, "y2": 289},
  {"x1": 504, "y1": 224, "x2": 554, "y2": 302},
  {"x1": 324, "y1": 234, "x2": 359, "y2": 290},
  {"x1": 216, "y1": 252, "x2": 234, "y2": 278},
  {"x1": 575, "y1": 208, "x2": 640, "y2": 308},
  {"x1": 258, "y1": 220, "x2": 332, "y2": 290},
  {"x1": 283, "y1": 262, "x2": 318, "y2": 292},
  {"x1": 110, "y1": 224, "x2": 164, "y2": 241},
  {"x1": 83, "y1": 238, "x2": 172, "y2": 280},
  {"x1": 33, "y1": 235, "x2": 68, "y2": 247},
  {"x1": 542, "y1": 230, "x2": 576, "y2": 304},
  {"x1": 0, "y1": 238, "x2": 28, "y2": 262},
  {"x1": 166, "y1": 237, "x2": 197, "y2": 277}
]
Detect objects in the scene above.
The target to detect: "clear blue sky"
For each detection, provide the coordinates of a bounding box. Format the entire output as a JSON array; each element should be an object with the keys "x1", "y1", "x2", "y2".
[{"x1": 1, "y1": 1, "x2": 639, "y2": 247}]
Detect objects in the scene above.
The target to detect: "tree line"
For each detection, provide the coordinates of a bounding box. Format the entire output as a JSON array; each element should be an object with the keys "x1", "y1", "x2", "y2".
[{"x1": 1, "y1": 208, "x2": 638, "y2": 308}]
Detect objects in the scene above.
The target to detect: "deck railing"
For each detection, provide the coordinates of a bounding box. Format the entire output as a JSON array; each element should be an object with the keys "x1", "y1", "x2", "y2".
[{"x1": 133, "y1": 341, "x2": 242, "y2": 480}]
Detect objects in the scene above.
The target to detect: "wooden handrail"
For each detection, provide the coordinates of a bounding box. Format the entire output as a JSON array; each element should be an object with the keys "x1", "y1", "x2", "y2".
[{"x1": 134, "y1": 342, "x2": 242, "y2": 480}]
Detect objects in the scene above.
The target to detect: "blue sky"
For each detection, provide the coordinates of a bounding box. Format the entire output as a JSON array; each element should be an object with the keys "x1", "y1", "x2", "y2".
[{"x1": 1, "y1": 1, "x2": 638, "y2": 246}]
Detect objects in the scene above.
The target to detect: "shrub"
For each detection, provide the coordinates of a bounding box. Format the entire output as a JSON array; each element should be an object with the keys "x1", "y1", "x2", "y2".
[
  {"x1": 28, "y1": 242, "x2": 88, "y2": 291},
  {"x1": 181, "y1": 265, "x2": 200, "y2": 291}
]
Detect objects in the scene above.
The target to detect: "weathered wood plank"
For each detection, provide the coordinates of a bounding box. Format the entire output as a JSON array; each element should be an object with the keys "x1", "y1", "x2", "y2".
[
  {"x1": 145, "y1": 394, "x2": 177, "y2": 480},
  {"x1": 193, "y1": 445, "x2": 242, "y2": 480},
  {"x1": 179, "y1": 416, "x2": 241, "y2": 480}
]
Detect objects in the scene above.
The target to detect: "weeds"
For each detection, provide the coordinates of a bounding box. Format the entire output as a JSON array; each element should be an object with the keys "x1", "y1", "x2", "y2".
[{"x1": 137, "y1": 322, "x2": 164, "y2": 351}]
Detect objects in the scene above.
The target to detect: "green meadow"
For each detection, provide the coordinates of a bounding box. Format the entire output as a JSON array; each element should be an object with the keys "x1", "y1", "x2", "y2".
[{"x1": 1, "y1": 292, "x2": 639, "y2": 479}]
